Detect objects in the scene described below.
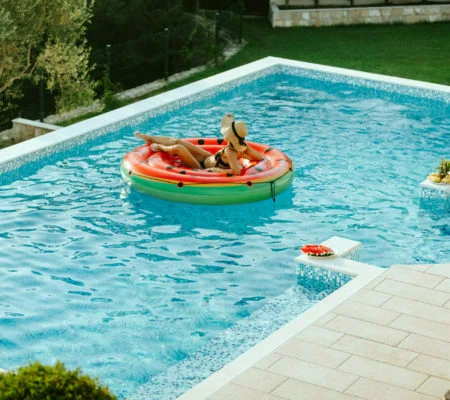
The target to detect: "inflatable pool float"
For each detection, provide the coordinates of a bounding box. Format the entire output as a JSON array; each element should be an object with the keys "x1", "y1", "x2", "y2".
[{"x1": 121, "y1": 138, "x2": 294, "y2": 205}]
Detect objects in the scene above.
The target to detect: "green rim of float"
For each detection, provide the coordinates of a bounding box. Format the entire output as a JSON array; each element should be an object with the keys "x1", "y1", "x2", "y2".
[{"x1": 121, "y1": 138, "x2": 294, "y2": 205}]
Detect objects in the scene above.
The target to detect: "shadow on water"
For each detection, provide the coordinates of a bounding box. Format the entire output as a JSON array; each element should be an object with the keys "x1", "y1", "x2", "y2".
[{"x1": 122, "y1": 185, "x2": 296, "y2": 236}]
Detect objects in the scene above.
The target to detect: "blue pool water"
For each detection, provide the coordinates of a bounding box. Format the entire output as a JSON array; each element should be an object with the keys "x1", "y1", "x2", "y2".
[{"x1": 1, "y1": 69, "x2": 449, "y2": 398}]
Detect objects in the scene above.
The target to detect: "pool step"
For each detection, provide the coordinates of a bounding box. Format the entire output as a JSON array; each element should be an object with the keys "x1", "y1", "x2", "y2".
[
  {"x1": 420, "y1": 179, "x2": 450, "y2": 199},
  {"x1": 295, "y1": 236, "x2": 361, "y2": 262}
]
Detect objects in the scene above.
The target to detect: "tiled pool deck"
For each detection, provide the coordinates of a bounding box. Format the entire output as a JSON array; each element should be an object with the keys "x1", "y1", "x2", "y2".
[{"x1": 182, "y1": 262, "x2": 450, "y2": 400}]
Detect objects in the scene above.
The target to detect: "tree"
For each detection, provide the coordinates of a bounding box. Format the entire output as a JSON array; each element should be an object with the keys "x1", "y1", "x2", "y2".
[
  {"x1": 0, "y1": 0, "x2": 97, "y2": 112},
  {"x1": 87, "y1": 0, "x2": 215, "y2": 89}
]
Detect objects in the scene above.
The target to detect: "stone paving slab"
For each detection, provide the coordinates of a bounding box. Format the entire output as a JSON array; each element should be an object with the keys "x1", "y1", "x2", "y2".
[{"x1": 206, "y1": 263, "x2": 450, "y2": 399}]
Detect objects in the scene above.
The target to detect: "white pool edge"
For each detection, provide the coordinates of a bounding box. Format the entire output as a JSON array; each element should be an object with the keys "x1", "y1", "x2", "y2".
[
  {"x1": 176, "y1": 258, "x2": 384, "y2": 400},
  {"x1": 1, "y1": 56, "x2": 449, "y2": 168},
  {"x1": 2, "y1": 56, "x2": 448, "y2": 399}
]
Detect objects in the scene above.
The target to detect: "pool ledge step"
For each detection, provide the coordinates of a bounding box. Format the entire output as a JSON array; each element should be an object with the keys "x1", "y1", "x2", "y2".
[{"x1": 177, "y1": 236, "x2": 384, "y2": 400}]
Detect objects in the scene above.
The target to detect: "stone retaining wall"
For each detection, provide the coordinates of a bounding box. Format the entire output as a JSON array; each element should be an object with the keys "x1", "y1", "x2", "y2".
[
  {"x1": 0, "y1": 118, "x2": 61, "y2": 149},
  {"x1": 270, "y1": 2, "x2": 450, "y2": 26}
]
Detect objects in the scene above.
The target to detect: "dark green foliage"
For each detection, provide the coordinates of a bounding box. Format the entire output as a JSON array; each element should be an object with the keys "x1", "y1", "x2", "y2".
[
  {"x1": 88, "y1": 0, "x2": 222, "y2": 90},
  {"x1": 89, "y1": 0, "x2": 185, "y2": 45},
  {"x1": 0, "y1": 362, "x2": 117, "y2": 400}
]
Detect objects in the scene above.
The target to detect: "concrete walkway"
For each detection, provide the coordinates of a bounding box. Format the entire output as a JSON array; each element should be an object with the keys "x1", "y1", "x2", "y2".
[{"x1": 207, "y1": 263, "x2": 450, "y2": 400}]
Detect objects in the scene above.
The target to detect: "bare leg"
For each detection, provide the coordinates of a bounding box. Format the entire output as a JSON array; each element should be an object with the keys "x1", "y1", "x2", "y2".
[
  {"x1": 134, "y1": 132, "x2": 211, "y2": 160},
  {"x1": 151, "y1": 144, "x2": 202, "y2": 169}
]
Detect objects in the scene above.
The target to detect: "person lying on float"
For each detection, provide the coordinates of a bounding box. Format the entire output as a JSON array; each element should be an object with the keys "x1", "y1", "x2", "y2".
[{"x1": 134, "y1": 113, "x2": 263, "y2": 176}]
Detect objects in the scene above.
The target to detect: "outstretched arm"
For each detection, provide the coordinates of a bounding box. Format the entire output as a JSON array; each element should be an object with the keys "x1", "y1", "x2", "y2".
[
  {"x1": 225, "y1": 148, "x2": 242, "y2": 175},
  {"x1": 245, "y1": 145, "x2": 264, "y2": 161}
]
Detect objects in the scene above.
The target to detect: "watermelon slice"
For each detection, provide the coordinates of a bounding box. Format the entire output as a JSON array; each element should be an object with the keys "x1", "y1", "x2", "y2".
[{"x1": 300, "y1": 244, "x2": 335, "y2": 257}]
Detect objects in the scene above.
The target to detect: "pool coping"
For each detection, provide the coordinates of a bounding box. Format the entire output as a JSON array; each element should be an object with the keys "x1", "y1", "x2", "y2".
[
  {"x1": 1, "y1": 56, "x2": 450, "y2": 169},
  {"x1": 2, "y1": 57, "x2": 449, "y2": 399},
  {"x1": 176, "y1": 255, "x2": 384, "y2": 400}
]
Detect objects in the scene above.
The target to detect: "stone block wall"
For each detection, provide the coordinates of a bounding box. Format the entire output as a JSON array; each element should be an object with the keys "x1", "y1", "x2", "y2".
[
  {"x1": 270, "y1": 2, "x2": 450, "y2": 26},
  {"x1": 0, "y1": 118, "x2": 61, "y2": 148}
]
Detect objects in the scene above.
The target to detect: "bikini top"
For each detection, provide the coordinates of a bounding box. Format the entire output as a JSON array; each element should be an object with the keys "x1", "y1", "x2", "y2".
[
  {"x1": 209, "y1": 122, "x2": 247, "y2": 168},
  {"x1": 214, "y1": 148, "x2": 230, "y2": 168}
]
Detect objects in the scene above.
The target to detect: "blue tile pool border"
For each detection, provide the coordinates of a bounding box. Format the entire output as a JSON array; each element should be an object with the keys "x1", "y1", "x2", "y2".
[
  {"x1": 129, "y1": 265, "x2": 353, "y2": 400},
  {"x1": 177, "y1": 255, "x2": 384, "y2": 400},
  {"x1": 1, "y1": 57, "x2": 448, "y2": 399}
]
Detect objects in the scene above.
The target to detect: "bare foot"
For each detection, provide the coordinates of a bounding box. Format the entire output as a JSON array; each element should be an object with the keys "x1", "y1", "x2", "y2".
[
  {"x1": 150, "y1": 143, "x2": 164, "y2": 152},
  {"x1": 134, "y1": 132, "x2": 152, "y2": 143}
]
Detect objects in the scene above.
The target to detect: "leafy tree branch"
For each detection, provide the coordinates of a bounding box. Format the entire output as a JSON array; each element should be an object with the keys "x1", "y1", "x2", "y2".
[{"x1": 0, "y1": 0, "x2": 96, "y2": 112}]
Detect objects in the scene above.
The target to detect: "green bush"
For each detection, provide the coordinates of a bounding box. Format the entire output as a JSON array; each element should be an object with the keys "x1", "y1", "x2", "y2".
[{"x1": 0, "y1": 361, "x2": 117, "y2": 400}]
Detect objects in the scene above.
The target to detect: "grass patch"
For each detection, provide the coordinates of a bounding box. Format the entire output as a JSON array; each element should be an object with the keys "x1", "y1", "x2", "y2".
[
  {"x1": 61, "y1": 19, "x2": 450, "y2": 126},
  {"x1": 231, "y1": 20, "x2": 450, "y2": 85}
]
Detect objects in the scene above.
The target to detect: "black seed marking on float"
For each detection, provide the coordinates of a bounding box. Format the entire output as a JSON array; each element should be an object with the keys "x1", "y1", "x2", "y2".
[
  {"x1": 264, "y1": 148, "x2": 274, "y2": 153},
  {"x1": 246, "y1": 181, "x2": 253, "y2": 187},
  {"x1": 180, "y1": 170, "x2": 186, "y2": 175},
  {"x1": 217, "y1": 138, "x2": 224, "y2": 145},
  {"x1": 177, "y1": 182, "x2": 184, "y2": 188},
  {"x1": 166, "y1": 166, "x2": 174, "y2": 170},
  {"x1": 198, "y1": 139, "x2": 205, "y2": 145},
  {"x1": 255, "y1": 167, "x2": 263, "y2": 172},
  {"x1": 226, "y1": 173, "x2": 233, "y2": 177},
  {"x1": 128, "y1": 170, "x2": 132, "y2": 175}
]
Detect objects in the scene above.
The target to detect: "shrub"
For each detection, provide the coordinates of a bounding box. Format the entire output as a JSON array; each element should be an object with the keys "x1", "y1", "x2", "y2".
[{"x1": 0, "y1": 361, "x2": 117, "y2": 400}]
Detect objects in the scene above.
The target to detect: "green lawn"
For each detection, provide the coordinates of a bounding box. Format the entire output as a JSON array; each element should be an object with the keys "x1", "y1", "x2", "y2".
[
  {"x1": 233, "y1": 20, "x2": 450, "y2": 85},
  {"x1": 60, "y1": 19, "x2": 450, "y2": 126}
]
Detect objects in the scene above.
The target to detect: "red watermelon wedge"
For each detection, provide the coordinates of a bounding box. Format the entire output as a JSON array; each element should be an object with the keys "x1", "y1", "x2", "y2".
[{"x1": 301, "y1": 244, "x2": 335, "y2": 257}]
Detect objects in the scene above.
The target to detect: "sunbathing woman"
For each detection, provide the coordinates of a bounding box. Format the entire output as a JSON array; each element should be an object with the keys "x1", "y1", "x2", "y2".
[{"x1": 134, "y1": 113, "x2": 263, "y2": 176}]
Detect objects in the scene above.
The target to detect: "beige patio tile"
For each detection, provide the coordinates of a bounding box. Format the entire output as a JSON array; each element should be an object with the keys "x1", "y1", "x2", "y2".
[
  {"x1": 254, "y1": 353, "x2": 283, "y2": 371},
  {"x1": 295, "y1": 325, "x2": 343, "y2": 347},
  {"x1": 338, "y1": 355, "x2": 428, "y2": 390},
  {"x1": 435, "y1": 279, "x2": 450, "y2": 294},
  {"x1": 427, "y1": 263, "x2": 450, "y2": 279},
  {"x1": 365, "y1": 276, "x2": 385, "y2": 290},
  {"x1": 417, "y1": 376, "x2": 450, "y2": 398},
  {"x1": 346, "y1": 377, "x2": 437, "y2": 400},
  {"x1": 375, "y1": 279, "x2": 449, "y2": 306},
  {"x1": 350, "y1": 288, "x2": 391, "y2": 307},
  {"x1": 399, "y1": 334, "x2": 450, "y2": 361},
  {"x1": 273, "y1": 378, "x2": 360, "y2": 400},
  {"x1": 390, "y1": 315, "x2": 450, "y2": 342},
  {"x1": 408, "y1": 354, "x2": 450, "y2": 381},
  {"x1": 392, "y1": 264, "x2": 432, "y2": 272},
  {"x1": 313, "y1": 312, "x2": 337, "y2": 327},
  {"x1": 445, "y1": 301, "x2": 450, "y2": 309},
  {"x1": 325, "y1": 315, "x2": 408, "y2": 346},
  {"x1": 331, "y1": 334, "x2": 418, "y2": 367},
  {"x1": 382, "y1": 296, "x2": 450, "y2": 326},
  {"x1": 276, "y1": 338, "x2": 350, "y2": 369},
  {"x1": 382, "y1": 267, "x2": 444, "y2": 288},
  {"x1": 268, "y1": 356, "x2": 358, "y2": 392},
  {"x1": 208, "y1": 383, "x2": 282, "y2": 400},
  {"x1": 333, "y1": 300, "x2": 399, "y2": 325},
  {"x1": 232, "y1": 368, "x2": 287, "y2": 393}
]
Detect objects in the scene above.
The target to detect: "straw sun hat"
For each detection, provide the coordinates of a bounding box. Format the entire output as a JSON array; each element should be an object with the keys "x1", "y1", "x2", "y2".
[{"x1": 220, "y1": 113, "x2": 248, "y2": 153}]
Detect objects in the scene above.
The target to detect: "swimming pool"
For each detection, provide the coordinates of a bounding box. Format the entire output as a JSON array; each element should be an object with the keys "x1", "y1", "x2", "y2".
[{"x1": 0, "y1": 58, "x2": 449, "y2": 398}]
